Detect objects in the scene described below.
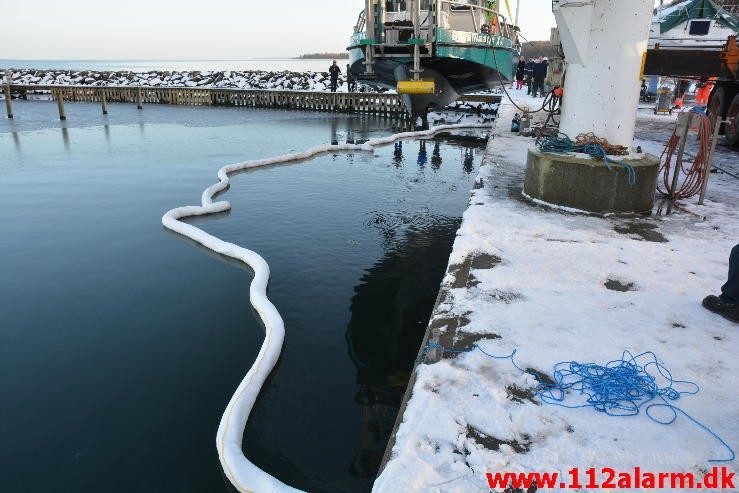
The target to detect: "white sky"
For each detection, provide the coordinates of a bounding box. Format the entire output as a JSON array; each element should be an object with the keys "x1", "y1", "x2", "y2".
[{"x1": 0, "y1": 0, "x2": 558, "y2": 60}]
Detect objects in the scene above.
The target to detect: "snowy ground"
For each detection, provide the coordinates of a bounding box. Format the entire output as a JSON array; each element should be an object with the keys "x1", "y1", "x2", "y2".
[{"x1": 375, "y1": 92, "x2": 738, "y2": 492}]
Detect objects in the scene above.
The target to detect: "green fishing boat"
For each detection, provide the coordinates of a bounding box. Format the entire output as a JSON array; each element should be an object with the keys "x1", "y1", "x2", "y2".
[{"x1": 348, "y1": 0, "x2": 520, "y2": 118}]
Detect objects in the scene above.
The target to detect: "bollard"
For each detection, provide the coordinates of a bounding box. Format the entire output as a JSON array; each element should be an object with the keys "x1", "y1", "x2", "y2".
[
  {"x1": 101, "y1": 89, "x2": 108, "y2": 115},
  {"x1": 55, "y1": 90, "x2": 67, "y2": 121},
  {"x1": 136, "y1": 88, "x2": 143, "y2": 110}
]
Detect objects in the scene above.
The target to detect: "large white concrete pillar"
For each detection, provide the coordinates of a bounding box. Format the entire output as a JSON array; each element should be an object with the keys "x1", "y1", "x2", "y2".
[{"x1": 554, "y1": 0, "x2": 654, "y2": 148}]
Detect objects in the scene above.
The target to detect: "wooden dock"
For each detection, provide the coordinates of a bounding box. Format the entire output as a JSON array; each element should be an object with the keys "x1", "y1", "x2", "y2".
[{"x1": 2, "y1": 83, "x2": 501, "y2": 120}]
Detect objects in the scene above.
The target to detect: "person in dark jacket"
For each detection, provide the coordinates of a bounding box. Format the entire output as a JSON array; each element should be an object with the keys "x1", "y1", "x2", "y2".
[
  {"x1": 532, "y1": 56, "x2": 549, "y2": 97},
  {"x1": 524, "y1": 57, "x2": 535, "y2": 94},
  {"x1": 329, "y1": 60, "x2": 341, "y2": 92},
  {"x1": 515, "y1": 56, "x2": 526, "y2": 90},
  {"x1": 347, "y1": 64, "x2": 356, "y2": 92},
  {"x1": 703, "y1": 244, "x2": 739, "y2": 323}
]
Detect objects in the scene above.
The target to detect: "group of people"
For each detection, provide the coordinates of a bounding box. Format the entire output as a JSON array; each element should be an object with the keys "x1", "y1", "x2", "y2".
[
  {"x1": 514, "y1": 55, "x2": 549, "y2": 97},
  {"x1": 328, "y1": 60, "x2": 357, "y2": 93}
]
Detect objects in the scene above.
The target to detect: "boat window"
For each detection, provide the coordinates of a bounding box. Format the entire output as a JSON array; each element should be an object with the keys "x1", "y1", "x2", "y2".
[
  {"x1": 450, "y1": 0, "x2": 472, "y2": 11},
  {"x1": 385, "y1": 0, "x2": 408, "y2": 12},
  {"x1": 385, "y1": 0, "x2": 430, "y2": 11},
  {"x1": 688, "y1": 20, "x2": 711, "y2": 36}
]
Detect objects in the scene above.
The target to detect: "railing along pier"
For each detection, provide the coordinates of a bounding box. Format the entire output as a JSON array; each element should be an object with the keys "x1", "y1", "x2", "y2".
[{"x1": 3, "y1": 83, "x2": 500, "y2": 120}]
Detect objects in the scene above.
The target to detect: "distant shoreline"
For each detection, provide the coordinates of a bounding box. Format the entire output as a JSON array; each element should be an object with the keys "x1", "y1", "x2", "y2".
[
  {"x1": 0, "y1": 58, "x2": 344, "y2": 73},
  {"x1": 298, "y1": 53, "x2": 350, "y2": 60}
]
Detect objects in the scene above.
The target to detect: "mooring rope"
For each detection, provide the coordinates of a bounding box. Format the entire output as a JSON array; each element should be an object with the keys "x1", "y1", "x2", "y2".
[
  {"x1": 162, "y1": 121, "x2": 493, "y2": 493},
  {"x1": 418, "y1": 345, "x2": 735, "y2": 463},
  {"x1": 535, "y1": 133, "x2": 638, "y2": 185}
]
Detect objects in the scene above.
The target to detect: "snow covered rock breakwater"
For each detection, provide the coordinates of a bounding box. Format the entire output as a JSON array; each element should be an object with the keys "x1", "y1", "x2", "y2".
[{"x1": 4, "y1": 68, "x2": 382, "y2": 93}]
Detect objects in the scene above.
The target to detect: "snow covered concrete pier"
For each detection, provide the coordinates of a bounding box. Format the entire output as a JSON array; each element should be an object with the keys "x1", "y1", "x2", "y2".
[{"x1": 375, "y1": 96, "x2": 738, "y2": 492}]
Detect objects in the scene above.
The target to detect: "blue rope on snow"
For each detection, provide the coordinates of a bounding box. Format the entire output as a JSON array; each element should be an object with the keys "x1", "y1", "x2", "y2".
[
  {"x1": 536, "y1": 135, "x2": 638, "y2": 186},
  {"x1": 417, "y1": 345, "x2": 735, "y2": 463}
]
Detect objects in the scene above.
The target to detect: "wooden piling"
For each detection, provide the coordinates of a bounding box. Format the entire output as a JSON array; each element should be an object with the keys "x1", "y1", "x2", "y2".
[
  {"x1": 136, "y1": 88, "x2": 143, "y2": 109},
  {"x1": 4, "y1": 71, "x2": 12, "y2": 119},
  {"x1": 101, "y1": 89, "x2": 108, "y2": 115},
  {"x1": 55, "y1": 90, "x2": 67, "y2": 121},
  {"x1": 4, "y1": 85, "x2": 12, "y2": 119}
]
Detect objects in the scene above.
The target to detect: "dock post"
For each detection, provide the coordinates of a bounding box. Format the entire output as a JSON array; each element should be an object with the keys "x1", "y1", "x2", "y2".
[
  {"x1": 4, "y1": 71, "x2": 13, "y2": 119},
  {"x1": 136, "y1": 87, "x2": 143, "y2": 109},
  {"x1": 55, "y1": 90, "x2": 67, "y2": 121},
  {"x1": 101, "y1": 89, "x2": 108, "y2": 115}
]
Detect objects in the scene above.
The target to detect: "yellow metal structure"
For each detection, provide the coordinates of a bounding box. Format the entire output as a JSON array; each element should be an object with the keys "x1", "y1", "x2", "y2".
[{"x1": 397, "y1": 79, "x2": 436, "y2": 95}]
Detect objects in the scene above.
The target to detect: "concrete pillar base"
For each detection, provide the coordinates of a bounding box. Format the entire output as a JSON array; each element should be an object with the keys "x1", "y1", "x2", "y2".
[{"x1": 523, "y1": 149, "x2": 660, "y2": 214}]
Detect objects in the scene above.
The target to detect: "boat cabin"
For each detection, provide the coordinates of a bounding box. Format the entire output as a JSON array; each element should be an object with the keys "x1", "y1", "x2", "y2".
[{"x1": 649, "y1": 0, "x2": 739, "y2": 49}]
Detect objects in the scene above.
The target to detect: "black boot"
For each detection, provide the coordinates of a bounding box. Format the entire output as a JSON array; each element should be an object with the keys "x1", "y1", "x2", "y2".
[{"x1": 702, "y1": 295, "x2": 739, "y2": 323}]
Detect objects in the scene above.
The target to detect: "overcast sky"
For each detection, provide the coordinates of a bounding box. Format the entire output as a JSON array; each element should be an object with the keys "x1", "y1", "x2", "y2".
[{"x1": 0, "y1": 0, "x2": 558, "y2": 60}]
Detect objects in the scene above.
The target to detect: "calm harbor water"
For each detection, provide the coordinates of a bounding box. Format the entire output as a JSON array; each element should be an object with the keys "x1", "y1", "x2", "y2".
[
  {"x1": 1, "y1": 58, "x2": 341, "y2": 73},
  {"x1": 0, "y1": 100, "x2": 487, "y2": 492}
]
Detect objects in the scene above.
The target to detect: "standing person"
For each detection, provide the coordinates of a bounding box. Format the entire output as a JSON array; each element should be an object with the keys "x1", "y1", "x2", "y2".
[
  {"x1": 532, "y1": 56, "x2": 549, "y2": 97},
  {"x1": 329, "y1": 60, "x2": 341, "y2": 93},
  {"x1": 703, "y1": 245, "x2": 739, "y2": 323},
  {"x1": 347, "y1": 64, "x2": 357, "y2": 92},
  {"x1": 515, "y1": 56, "x2": 526, "y2": 90},
  {"x1": 525, "y1": 57, "x2": 535, "y2": 95}
]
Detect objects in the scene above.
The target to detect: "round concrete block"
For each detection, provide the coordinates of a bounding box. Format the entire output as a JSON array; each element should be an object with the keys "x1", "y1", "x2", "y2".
[{"x1": 523, "y1": 149, "x2": 660, "y2": 214}]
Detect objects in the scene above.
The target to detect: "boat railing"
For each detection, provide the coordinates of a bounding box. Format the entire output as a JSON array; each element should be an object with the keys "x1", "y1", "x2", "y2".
[
  {"x1": 354, "y1": 9, "x2": 366, "y2": 34},
  {"x1": 437, "y1": 0, "x2": 515, "y2": 41},
  {"x1": 352, "y1": 0, "x2": 517, "y2": 45}
]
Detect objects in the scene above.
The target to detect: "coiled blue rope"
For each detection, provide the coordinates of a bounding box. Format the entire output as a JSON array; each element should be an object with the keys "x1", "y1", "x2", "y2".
[
  {"x1": 417, "y1": 345, "x2": 735, "y2": 463},
  {"x1": 536, "y1": 135, "x2": 638, "y2": 186}
]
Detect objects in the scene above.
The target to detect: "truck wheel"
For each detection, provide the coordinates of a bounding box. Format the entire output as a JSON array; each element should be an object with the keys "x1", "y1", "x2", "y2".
[
  {"x1": 708, "y1": 86, "x2": 732, "y2": 135},
  {"x1": 725, "y1": 93, "x2": 739, "y2": 147}
]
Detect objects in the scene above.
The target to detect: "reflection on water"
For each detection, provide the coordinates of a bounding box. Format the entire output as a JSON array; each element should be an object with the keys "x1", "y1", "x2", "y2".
[
  {"x1": 61, "y1": 126, "x2": 70, "y2": 151},
  {"x1": 464, "y1": 148, "x2": 475, "y2": 174},
  {"x1": 393, "y1": 142, "x2": 403, "y2": 167},
  {"x1": 347, "y1": 219, "x2": 461, "y2": 478},
  {"x1": 432, "y1": 142, "x2": 442, "y2": 171},
  {"x1": 417, "y1": 141, "x2": 428, "y2": 167}
]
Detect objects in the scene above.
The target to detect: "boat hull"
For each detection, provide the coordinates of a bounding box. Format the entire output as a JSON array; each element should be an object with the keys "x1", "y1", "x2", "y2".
[
  {"x1": 348, "y1": 31, "x2": 516, "y2": 118},
  {"x1": 349, "y1": 53, "x2": 515, "y2": 117}
]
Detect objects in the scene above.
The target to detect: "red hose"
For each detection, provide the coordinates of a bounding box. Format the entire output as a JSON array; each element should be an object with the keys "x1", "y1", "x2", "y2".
[{"x1": 657, "y1": 112, "x2": 712, "y2": 200}]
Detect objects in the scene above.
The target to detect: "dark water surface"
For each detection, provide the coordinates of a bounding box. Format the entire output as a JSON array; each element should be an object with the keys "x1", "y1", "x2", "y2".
[{"x1": 0, "y1": 101, "x2": 486, "y2": 493}]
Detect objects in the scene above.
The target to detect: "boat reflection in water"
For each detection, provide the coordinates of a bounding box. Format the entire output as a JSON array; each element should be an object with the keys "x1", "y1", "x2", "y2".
[{"x1": 345, "y1": 217, "x2": 462, "y2": 478}]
